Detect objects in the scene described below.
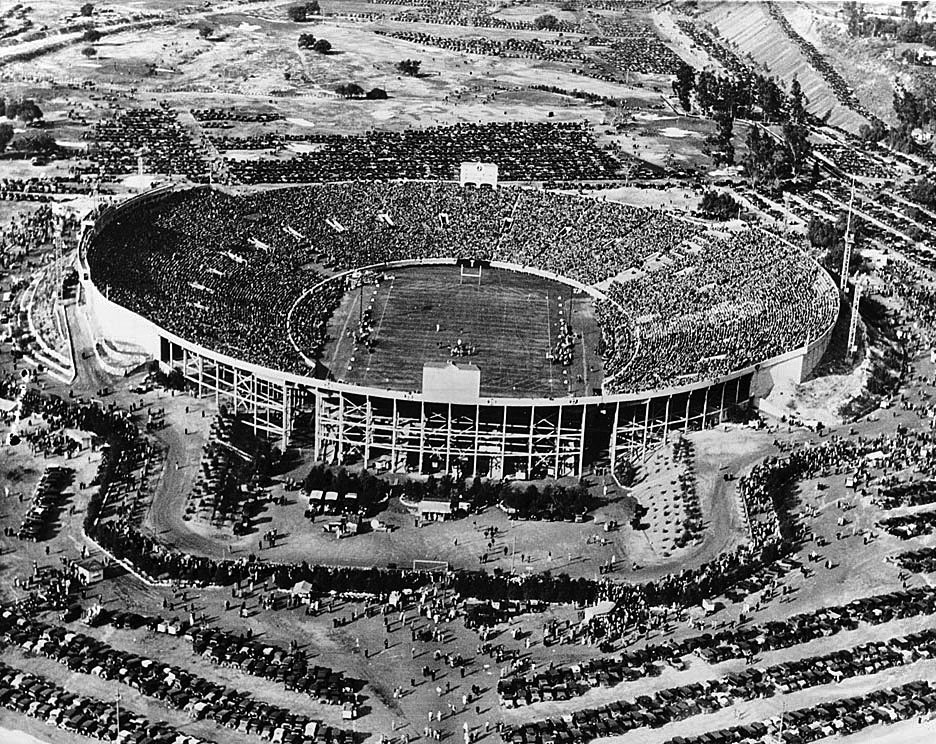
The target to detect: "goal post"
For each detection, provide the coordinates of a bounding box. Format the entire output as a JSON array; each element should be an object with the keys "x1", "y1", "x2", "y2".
[
  {"x1": 459, "y1": 259, "x2": 483, "y2": 285},
  {"x1": 459, "y1": 264, "x2": 482, "y2": 284},
  {"x1": 413, "y1": 559, "x2": 450, "y2": 573}
]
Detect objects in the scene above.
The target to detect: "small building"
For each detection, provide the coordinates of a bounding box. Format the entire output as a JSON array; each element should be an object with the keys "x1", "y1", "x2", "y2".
[
  {"x1": 417, "y1": 499, "x2": 454, "y2": 521},
  {"x1": 75, "y1": 558, "x2": 105, "y2": 584}
]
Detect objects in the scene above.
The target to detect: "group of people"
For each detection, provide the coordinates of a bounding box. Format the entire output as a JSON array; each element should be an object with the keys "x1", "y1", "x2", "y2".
[
  {"x1": 601, "y1": 228, "x2": 838, "y2": 393},
  {"x1": 88, "y1": 182, "x2": 835, "y2": 395}
]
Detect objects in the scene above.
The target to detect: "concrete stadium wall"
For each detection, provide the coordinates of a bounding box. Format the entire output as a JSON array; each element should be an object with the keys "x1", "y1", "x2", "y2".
[{"x1": 83, "y1": 279, "x2": 161, "y2": 358}]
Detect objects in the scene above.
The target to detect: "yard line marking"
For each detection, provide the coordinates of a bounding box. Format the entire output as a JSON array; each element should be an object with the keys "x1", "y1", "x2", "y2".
[
  {"x1": 329, "y1": 285, "x2": 360, "y2": 372},
  {"x1": 363, "y1": 277, "x2": 395, "y2": 387},
  {"x1": 544, "y1": 292, "x2": 553, "y2": 395}
]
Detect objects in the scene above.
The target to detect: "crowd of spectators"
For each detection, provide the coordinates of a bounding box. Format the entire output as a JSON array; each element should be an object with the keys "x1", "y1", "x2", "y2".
[
  {"x1": 1, "y1": 205, "x2": 78, "y2": 265},
  {"x1": 600, "y1": 229, "x2": 838, "y2": 392},
  {"x1": 87, "y1": 183, "x2": 836, "y2": 393}
]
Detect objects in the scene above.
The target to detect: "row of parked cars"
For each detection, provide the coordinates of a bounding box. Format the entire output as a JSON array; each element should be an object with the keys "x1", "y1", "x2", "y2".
[
  {"x1": 509, "y1": 623, "x2": 936, "y2": 737},
  {"x1": 500, "y1": 586, "x2": 936, "y2": 706},
  {"x1": 505, "y1": 630, "x2": 936, "y2": 742},
  {"x1": 0, "y1": 608, "x2": 356, "y2": 744},
  {"x1": 663, "y1": 680, "x2": 936, "y2": 744},
  {"x1": 97, "y1": 609, "x2": 361, "y2": 708},
  {"x1": 0, "y1": 658, "x2": 212, "y2": 744},
  {"x1": 892, "y1": 545, "x2": 936, "y2": 573},
  {"x1": 878, "y1": 507, "x2": 936, "y2": 539},
  {"x1": 192, "y1": 626, "x2": 360, "y2": 707},
  {"x1": 17, "y1": 465, "x2": 71, "y2": 541}
]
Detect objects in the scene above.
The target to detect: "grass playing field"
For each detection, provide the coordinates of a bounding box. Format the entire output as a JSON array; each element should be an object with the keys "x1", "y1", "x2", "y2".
[{"x1": 321, "y1": 264, "x2": 604, "y2": 397}]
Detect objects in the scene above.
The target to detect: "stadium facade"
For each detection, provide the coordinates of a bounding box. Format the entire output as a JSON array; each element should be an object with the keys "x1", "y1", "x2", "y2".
[{"x1": 79, "y1": 187, "x2": 837, "y2": 479}]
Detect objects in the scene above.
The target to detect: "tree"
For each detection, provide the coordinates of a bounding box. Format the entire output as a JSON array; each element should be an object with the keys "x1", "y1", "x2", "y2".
[
  {"x1": 335, "y1": 83, "x2": 365, "y2": 98},
  {"x1": 807, "y1": 216, "x2": 839, "y2": 249},
  {"x1": 81, "y1": 46, "x2": 97, "y2": 57},
  {"x1": 0, "y1": 123, "x2": 13, "y2": 153},
  {"x1": 6, "y1": 99, "x2": 43, "y2": 123},
  {"x1": 396, "y1": 59, "x2": 422, "y2": 76},
  {"x1": 858, "y1": 119, "x2": 887, "y2": 143},
  {"x1": 672, "y1": 63, "x2": 694, "y2": 112},
  {"x1": 908, "y1": 178, "x2": 936, "y2": 208},
  {"x1": 80, "y1": 2, "x2": 94, "y2": 15},
  {"x1": 897, "y1": 19, "x2": 921, "y2": 42},
  {"x1": 704, "y1": 111, "x2": 734, "y2": 166},
  {"x1": 782, "y1": 78, "x2": 811, "y2": 178},
  {"x1": 533, "y1": 13, "x2": 560, "y2": 30},
  {"x1": 842, "y1": 1, "x2": 865, "y2": 37},
  {"x1": 298, "y1": 33, "x2": 316, "y2": 49},
  {"x1": 366, "y1": 87, "x2": 388, "y2": 100},
  {"x1": 198, "y1": 24, "x2": 215, "y2": 39},
  {"x1": 9, "y1": 131, "x2": 57, "y2": 155},
  {"x1": 744, "y1": 125, "x2": 789, "y2": 190},
  {"x1": 699, "y1": 190, "x2": 740, "y2": 220},
  {"x1": 312, "y1": 38, "x2": 332, "y2": 54},
  {"x1": 287, "y1": 1, "x2": 320, "y2": 22},
  {"x1": 756, "y1": 76, "x2": 784, "y2": 122},
  {"x1": 83, "y1": 28, "x2": 102, "y2": 42}
]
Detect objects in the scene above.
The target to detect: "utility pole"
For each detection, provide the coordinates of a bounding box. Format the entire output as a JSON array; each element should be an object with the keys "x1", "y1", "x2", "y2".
[
  {"x1": 847, "y1": 277, "x2": 864, "y2": 357},
  {"x1": 840, "y1": 176, "x2": 856, "y2": 289},
  {"x1": 114, "y1": 691, "x2": 121, "y2": 742}
]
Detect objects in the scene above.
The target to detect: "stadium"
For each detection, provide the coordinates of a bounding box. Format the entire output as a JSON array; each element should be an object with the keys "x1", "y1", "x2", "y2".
[{"x1": 79, "y1": 182, "x2": 839, "y2": 479}]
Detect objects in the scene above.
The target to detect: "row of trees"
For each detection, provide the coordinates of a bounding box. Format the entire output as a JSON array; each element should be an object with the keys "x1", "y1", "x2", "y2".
[
  {"x1": 288, "y1": 1, "x2": 321, "y2": 22},
  {"x1": 302, "y1": 464, "x2": 390, "y2": 510},
  {"x1": 889, "y1": 79, "x2": 936, "y2": 154},
  {"x1": 698, "y1": 190, "x2": 741, "y2": 220},
  {"x1": 397, "y1": 473, "x2": 594, "y2": 521},
  {"x1": 843, "y1": 1, "x2": 936, "y2": 46},
  {"x1": 744, "y1": 79, "x2": 813, "y2": 191},
  {"x1": 673, "y1": 64, "x2": 787, "y2": 123},
  {"x1": 335, "y1": 83, "x2": 387, "y2": 99}
]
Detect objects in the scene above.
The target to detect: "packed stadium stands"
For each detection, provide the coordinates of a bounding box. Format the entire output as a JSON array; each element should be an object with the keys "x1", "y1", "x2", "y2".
[{"x1": 87, "y1": 182, "x2": 837, "y2": 394}]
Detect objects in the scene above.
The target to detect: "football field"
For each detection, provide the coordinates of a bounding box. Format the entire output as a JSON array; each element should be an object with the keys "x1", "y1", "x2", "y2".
[{"x1": 322, "y1": 264, "x2": 604, "y2": 397}]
